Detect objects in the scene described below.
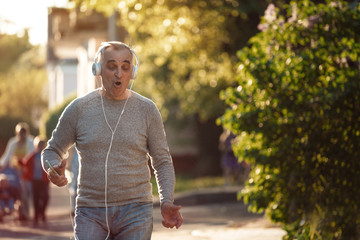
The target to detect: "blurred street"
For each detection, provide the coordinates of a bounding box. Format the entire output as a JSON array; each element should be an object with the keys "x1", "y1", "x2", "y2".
[{"x1": 0, "y1": 184, "x2": 286, "y2": 240}]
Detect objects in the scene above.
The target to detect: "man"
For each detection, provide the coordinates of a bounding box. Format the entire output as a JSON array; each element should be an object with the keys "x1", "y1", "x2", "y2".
[{"x1": 42, "y1": 41, "x2": 183, "y2": 239}]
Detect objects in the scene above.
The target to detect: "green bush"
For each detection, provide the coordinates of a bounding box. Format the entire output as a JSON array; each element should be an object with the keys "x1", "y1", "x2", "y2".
[
  {"x1": 40, "y1": 94, "x2": 76, "y2": 140},
  {"x1": 219, "y1": 0, "x2": 360, "y2": 239}
]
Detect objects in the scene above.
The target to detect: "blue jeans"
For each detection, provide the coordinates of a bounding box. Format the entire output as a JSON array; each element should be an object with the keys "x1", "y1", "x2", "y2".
[{"x1": 74, "y1": 202, "x2": 153, "y2": 240}]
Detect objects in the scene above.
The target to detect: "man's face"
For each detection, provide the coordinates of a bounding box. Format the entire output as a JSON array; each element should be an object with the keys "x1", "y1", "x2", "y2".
[{"x1": 100, "y1": 46, "x2": 133, "y2": 100}]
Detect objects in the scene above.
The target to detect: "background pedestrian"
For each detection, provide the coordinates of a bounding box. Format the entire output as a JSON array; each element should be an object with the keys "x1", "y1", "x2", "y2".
[
  {"x1": 21, "y1": 136, "x2": 49, "y2": 226},
  {"x1": 0, "y1": 122, "x2": 34, "y2": 221}
]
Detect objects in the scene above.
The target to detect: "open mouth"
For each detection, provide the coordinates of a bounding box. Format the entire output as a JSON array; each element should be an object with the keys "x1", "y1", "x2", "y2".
[{"x1": 115, "y1": 81, "x2": 121, "y2": 86}]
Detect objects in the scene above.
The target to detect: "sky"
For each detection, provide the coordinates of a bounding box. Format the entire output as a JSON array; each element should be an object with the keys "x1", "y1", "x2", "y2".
[{"x1": 0, "y1": 0, "x2": 69, "y2": 45}]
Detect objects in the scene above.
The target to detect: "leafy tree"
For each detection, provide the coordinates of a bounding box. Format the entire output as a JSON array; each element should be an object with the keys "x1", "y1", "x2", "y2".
[
  {"x1": 219, "y1": 0, "x2": 360, "y2": 239},
  {"x1": 0, "y1": 32, "x2": 48, "y2": 155},
  {"x1": 0, "y1": 46, "x2": 48, "y2": 125},
  {"x1": 0, "y1": 30, "x2": 32, "y2": 73},
  {"x1": 73, "y1": 0, "x2": 276, "y2": 120}
]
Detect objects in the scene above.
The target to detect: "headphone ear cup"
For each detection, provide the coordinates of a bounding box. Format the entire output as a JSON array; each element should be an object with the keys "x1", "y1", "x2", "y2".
[
  {"x1": 132, "y1": 65, "x2": 138, "y2": 79},
  {"x1": 92, "y1": 62, "x2": 101, "y2": 76},
  {"x1": 131, "y1": 51, "x2": 139, "y2": 79}
]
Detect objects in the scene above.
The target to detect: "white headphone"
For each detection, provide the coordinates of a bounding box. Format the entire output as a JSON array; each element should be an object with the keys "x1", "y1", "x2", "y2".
[{"x1": 92, "y1": 41, "x2": 139, "y2": 79}]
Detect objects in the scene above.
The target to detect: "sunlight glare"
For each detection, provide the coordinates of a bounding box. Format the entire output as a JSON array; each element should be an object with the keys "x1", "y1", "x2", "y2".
[{"x1": 0, "y1": 0, "x2": 68, "y2": 45}]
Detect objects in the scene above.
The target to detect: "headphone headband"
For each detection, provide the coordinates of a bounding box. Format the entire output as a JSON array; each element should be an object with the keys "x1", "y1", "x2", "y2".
[{"x1": 92, "y1": 41, "x2": 139, "y2": 79}]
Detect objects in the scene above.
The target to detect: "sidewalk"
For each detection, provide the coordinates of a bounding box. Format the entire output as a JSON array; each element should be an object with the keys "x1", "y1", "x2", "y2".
[
  {"x1": 153, "y1": 186, "x2": 286, "y2": 240},
  {"x1": 0, "y1": 184, "x2": 286, "y2": 240}
]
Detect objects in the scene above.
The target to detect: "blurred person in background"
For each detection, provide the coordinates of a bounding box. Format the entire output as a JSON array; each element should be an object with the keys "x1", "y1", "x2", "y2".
[
  {"x1": 219, "y1": 129, "x2": 251, "y2": 186},
  {"x1": 219, "y1": 129, "x2": 241, "y2": 186},
  {"x1": 20, "y1": 136, "x2": 49, "y2": 226},
  {"x1": 0, "y1": 173, "x2": 16, "y2": 221},
  {"x1": 0, "y1": 122, "x2": 34, "y2": 221}
]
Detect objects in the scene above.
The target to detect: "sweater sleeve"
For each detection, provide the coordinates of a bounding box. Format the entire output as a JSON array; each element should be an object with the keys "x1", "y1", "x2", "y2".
[
  {"x1": 41, "y1": 100, "x2": 78, "y2": 172},
  {"x1": 147, "y1": 105, "x2": 175, "y2": 206}
]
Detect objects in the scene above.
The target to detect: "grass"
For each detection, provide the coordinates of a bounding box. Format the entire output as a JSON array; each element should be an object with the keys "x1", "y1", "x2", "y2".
[{"x1": 151, "y1": 175, "x2": 225, "y2": 196}]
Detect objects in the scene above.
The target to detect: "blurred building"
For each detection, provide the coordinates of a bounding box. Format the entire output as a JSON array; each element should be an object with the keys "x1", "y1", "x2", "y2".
[{"x1": 47, "y1": 7, "x2": 126, "y2": 108}]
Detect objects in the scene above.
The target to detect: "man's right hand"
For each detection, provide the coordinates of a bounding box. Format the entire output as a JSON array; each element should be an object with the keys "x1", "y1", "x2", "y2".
[{"x1": 47, "y1": 159, "x2": 68, "y2": 187}]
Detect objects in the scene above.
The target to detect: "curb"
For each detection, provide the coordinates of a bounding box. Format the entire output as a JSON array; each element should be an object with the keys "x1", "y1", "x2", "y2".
[{"x1": 153, "y1": 186, "x2": 241, "y2": 207}]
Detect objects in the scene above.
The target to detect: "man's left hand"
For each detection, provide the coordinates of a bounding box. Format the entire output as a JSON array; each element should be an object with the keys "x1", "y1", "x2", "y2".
[{"x1": 161, "y1": 202, "x2": 183, "y2": 229}]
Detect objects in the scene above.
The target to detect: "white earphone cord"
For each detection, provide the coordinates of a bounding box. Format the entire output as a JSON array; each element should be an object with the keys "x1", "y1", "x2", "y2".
[
  {"x1": 102, "y1": 79, "x2": 134, "y2": 240},
  {"x1": 72, "y1": 79, "x2": 134, "y2": 240}
]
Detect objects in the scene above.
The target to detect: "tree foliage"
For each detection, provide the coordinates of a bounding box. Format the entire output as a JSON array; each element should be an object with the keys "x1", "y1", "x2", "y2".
[
  {"x1": 71, "y1": 0, "x2": 277, "y2": 121},
  {"x1": 0, "y1": 31, "x2": 32, "y2": 73},
  {"x1": 219, "y1": 0, "x2": 360, "y2": 239},
  {"x1": 0, "y1": 32, "x2": 48, "y2": 153},
  {"x1": 0, "y1": 45, "x2": 48, "y2": 125},
  {"x1": 70, "y1": 0, "x2": 283, "y2": 175}
]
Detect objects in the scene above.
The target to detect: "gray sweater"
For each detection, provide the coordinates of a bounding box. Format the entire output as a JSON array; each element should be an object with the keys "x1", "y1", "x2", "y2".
[{"x1": 42, "y1": 90, "x2": 175, "y2": 207}]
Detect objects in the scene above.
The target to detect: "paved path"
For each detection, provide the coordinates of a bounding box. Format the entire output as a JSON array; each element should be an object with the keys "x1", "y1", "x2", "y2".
[{"x1": 0, "y1": 184, "x2": 286, "y2": 240}]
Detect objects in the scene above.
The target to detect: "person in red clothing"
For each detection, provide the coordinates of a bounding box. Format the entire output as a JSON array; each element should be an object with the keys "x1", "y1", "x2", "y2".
[{"x1": 20, "y1": 136, "x2": 49, "y2": 226}]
